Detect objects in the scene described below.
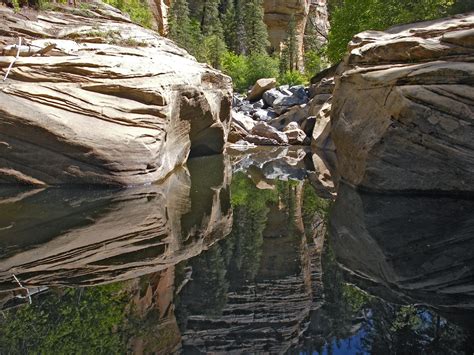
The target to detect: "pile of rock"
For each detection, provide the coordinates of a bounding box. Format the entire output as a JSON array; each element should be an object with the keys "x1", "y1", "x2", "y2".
[{"x1": 229, "y1": 77, "x2": 325, "y2": 147}]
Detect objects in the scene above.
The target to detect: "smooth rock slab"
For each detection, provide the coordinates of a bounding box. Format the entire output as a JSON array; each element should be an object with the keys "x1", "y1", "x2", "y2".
[
  {"x1": 0, "y1": 5, "x2": 232, "y2": 186},
  {"x1": 331, "y1": 14, "x2": 474, "y2": 192}
]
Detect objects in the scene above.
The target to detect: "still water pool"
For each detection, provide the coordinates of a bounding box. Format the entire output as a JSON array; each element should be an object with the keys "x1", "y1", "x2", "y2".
[{"x1": 1, "y1": 147, "x2": 473, "y2": 354}]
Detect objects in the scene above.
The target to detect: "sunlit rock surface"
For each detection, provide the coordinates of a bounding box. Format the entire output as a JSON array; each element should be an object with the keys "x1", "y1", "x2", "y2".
[
  {"x1": 0, "y1": 4, "x2": 232, "y2": 186},
  {"x1": 331, "y1": 14, "x2": 474, "y2": 192},
  {"x1": 0, "y1": 155, "x2": 232, "y2": 292},
  {"x1": 330, "y1": 184, "x2": 474, "y2": 324}
]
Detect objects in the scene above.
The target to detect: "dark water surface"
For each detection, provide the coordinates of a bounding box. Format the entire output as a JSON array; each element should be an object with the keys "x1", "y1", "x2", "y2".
[{"x1": 0, "y1": 147, "x2": 473, "y2": 354}]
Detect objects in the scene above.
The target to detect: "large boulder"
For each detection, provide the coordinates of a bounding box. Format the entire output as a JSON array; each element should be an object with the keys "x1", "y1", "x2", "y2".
[
  {"x1": 0, "y1": 4, "x2": 232, "y2": 186},
  {"x1": 247, "y1": 78, "x2": 277, "y2": 101},
  {"x1": 331, "y1": 14, "x2": 474, "y2": 192}
]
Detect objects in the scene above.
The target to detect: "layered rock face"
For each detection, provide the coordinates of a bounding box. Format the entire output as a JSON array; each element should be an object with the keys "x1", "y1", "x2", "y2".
[
  {"x1": 0, "y1": 4, "x2": 232, "y2": 186},
  {"x1": 263, "y1": 0, "x2": 310, "y2": 68},
  {"x1": 331, "y1": 14, "x2": 474, "y2": 192}
]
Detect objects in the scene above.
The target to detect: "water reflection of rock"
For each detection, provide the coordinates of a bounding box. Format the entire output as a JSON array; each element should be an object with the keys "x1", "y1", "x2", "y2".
[
  {"x1": 228, "y1": 145, "x2": 336, "y2": 198},
  {"x1": 0, "y1": 155, "x2": 232, "y2": 293},
  {"x1": 330, "y1": 184, "x2": 474, "y2": 326}
]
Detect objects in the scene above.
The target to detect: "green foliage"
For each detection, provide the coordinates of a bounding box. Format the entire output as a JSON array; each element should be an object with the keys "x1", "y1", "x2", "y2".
[
  {"x1": 221, "y1": 51, "x2": 278, "y2": 92},
  {"x1": 168, "y1": 0, "x2": 192, "y2": 48},
  {"x1": 327, "y1": 0, "x2": 455, "y2": 63},
  {"x1": 246, "y1": 53, "x2": 279, "y2": 86},
  {"x1": 179, "y1": 245, "x2": 229, "y2": 316},
  {"x1": 221, "y1": 51, "x2": 249, "y2": 92},
  {"x1": 0, "y1": 284, "x2": 128, "y2": 354},
  {"x1": 279, "y1": 70, "x2": 307, "y2": 87},
  {"x1": 280, "y1": 15, "x2": 299, "y2": 73},
  {"x1": 200, "y1": 0, "x2": 222, "y2": 35},
  {"x1": 103, "y1": 0, "x2": 152, "y2": 28},
  {"x1": 202, "y1": 34, "x2": 227, "y2": 69},
  {"x1": 11, "y1": 0, "x2": 20, "y2": 11},
  {"x1": 304, "y1": 50, "x2": 326, "y2": 77}
]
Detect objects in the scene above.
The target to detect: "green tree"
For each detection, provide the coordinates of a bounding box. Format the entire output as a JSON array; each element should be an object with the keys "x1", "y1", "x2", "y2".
[
  {"x1": 243, "y1": 0, "x2": 270, "y2": 55},
  {"x1": 168, "y1": 0, "x2": 193, "y2": 51},
  {"x1": 286, "y1": 15, "x2": 299, "y2": 72},
  {"x1": 203, "y1": 33, "x2": 227, "y2": 68},
  {"x1": 0, "y1": 284, "x2": 128, "y2": 354},
  {"x1": 200, "y1": 0, "x2": 222, "y2": 35}
]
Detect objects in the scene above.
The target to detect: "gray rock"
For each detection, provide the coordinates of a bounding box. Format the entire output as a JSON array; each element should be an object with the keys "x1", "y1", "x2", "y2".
[
  {"x1": 262, "y1": 88, "x2": 285, "y2": 107},
  {"x1": 0, "y1": 7, "x2": 232, "y2": 186},
  {"x1": 288, "y1": 85, "x2": 307, "y2": 97},
  {"x1": 283, "y1": 122, "x2": 307, "y2": 145},
  {"x1": 244, "y1": 135, "x2": 280, "y2": 146},
  {"x1": 273, "y1": 94, "x2": 309, "y2": 115},
  {"x1": 232, "y1": 110, "x2": 256, "y2": 132},
  {"x1": 252, "y1": 108, "x2": 278, "y2": 122},
  {"x1": 278, "y1": 85, "x2": 293, "y2": 96},
  {"x1": 253, "y1": 99, "x2": 266, "y2": 109}
]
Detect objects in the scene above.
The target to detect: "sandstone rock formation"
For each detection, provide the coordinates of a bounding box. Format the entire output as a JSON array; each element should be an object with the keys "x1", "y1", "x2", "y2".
[
  {"x1": 263, "y1": 0, "x2": 310, "y2": 69},
  {"x1": 0, "y1": 4, "x2": 232, "y2": 186},
  {"x1": 0, "y1": 155, "x2": 232, "y2": 291},
  {"x1": 147, "y1": 0, "x2": 171, "y2": 35},
  {"x1": 331, "y1": 14, "x2": 474, "y2": 192},
  {"x1": 247, "y1": 77, "x2": 277, "y2": 101}
]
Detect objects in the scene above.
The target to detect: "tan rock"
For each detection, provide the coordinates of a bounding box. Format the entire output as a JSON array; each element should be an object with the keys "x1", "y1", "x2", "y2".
[
  {"x1": 332, "y1": 14, "x2": 474, "y2": 192},
  {"x1": 247, "y1": 77, "x2": 277, "y2": 101},
  {"x1": 263, "y1": 0, "x2": 310, "y2": 69},
  {"x1": 0, "y1": 5, "x2": 232, "y2": 186},
  {"x1": 311, "y1": 101, "x2": 334, "y2": 151},
  {"x1": 251, "y1": 122, "x2": 289, "y2": 145},
  {"x1": 146, "y1": 0, "x2": 171, "y2": 35},
  {"x1": 283, "y1": 122, "x2": 307, "y2": 145}
]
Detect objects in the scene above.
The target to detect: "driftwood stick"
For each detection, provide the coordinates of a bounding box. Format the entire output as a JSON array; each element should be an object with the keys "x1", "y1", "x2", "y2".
[
  {"x1": 12, "y1": 274, "x2": 32, "y2": 304},
  {"x1": 3, "y1": 37, "x2": 22, "y2": 81}
]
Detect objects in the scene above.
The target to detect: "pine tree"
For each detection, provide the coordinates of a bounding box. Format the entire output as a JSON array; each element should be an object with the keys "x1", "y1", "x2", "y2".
[
  {"x1": 243, "y1": 0, "x2": 270, "y2": 55},
  {"x1": 279, "y1": 15, "x2": 299, "y2": 73},
  {"x1": 200, "y1": 0, "x2": 223, "y2": 35},
  {"x1": 223, "y1": 0, "x2": 237, "y2": 51},
  {"x1": 287, "y1": 15, "x2": 298, "y2": 71},
  {"x1": 168, "y1": 0, "x2": 192, "y2": 50}
]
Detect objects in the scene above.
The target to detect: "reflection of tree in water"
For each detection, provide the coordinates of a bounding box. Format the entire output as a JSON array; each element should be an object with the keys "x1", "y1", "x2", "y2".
[
  {"x1": 0, "y1": 284, "x2": 129, "y2": 354},
  {"x1": 176, "y1": 172, "x2": 280, "y2": 325},
  {"x1": 297, "y1": 242, "x2": 474, "y2": 354},
  {"x1": 176, "y1": 246, "x2": 229, "y2": 325},
  {"x1": 363, "y1": 302, "x2": 473, "y2": 354}
]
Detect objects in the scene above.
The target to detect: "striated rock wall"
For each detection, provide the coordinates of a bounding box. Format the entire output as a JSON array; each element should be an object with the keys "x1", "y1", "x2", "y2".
[
  {"x1": 264, "y1": 0, "x2": 310, "y2": 68},
  {"x1": 0, "y1": 4, "x2": 232, "y2": 186},
  {"x1": 331, "y1": 14, "x2": 474, "y2": 193}
]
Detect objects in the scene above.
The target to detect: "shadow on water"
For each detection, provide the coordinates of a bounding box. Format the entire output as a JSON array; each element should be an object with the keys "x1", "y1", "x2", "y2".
[{"x1": 0, "y1": 148, "x2": 473, "y2": 354}]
